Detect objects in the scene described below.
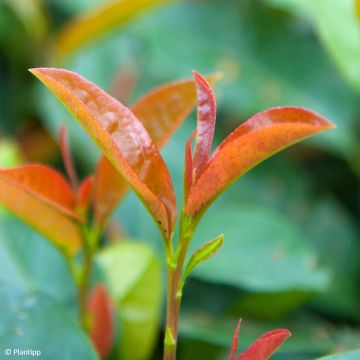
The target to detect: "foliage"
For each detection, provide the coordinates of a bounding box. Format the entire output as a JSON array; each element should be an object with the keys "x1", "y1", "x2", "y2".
[{"x1": 1, "y1": 0, "x2": 360, "y2": 359}]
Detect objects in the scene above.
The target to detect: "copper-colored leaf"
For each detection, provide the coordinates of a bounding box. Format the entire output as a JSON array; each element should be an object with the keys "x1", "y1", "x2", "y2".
[
  {"x1": 93, "y1": 156, "x2": 128, "y2": 226},
  {"x1": 192, "y1": 71, "x2": 217, "y2": 180},
  {"x1": 236, "y1": 329, "x2": 291, "y2": 360},
  {"x1": 0, "y1": 164, "x2": 82, "y2": 254},
  {"x1": 53, "y1": 0, "x2": 171, "y2": 59},
  {"x1": 184, "y1": 130, "x2": 196, "y2": 202},
  {"x1": 76, "y1": 175, "x2": 94, "y2": 215},
  {"x1": 186, "y1": 107, "x2": 335, "y2": 216},
  {"x1": 93, "y1": 73, "x2": 221, "y2": 227},
  {"x1": 30, "y1": 68, "x2": 176, "y2": 238},
  {"x1": 88, "y1": 284, "x2": 114, "y2": 359}
]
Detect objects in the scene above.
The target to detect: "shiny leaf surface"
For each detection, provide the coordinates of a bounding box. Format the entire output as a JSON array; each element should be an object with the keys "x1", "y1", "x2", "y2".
[
  {"x1": 192, "y1": 71, "x2": 217, "y2": 180},
  {"x1": 93, "y1": 74, "x2": 220, "y2": 226},
  {"x1": 0, "y1": 164, "x2": 82, "y2": 254},
  {"x1": 30, "y1": 68, "x2": 176, "y2": 238},
  {"x1": 186, "y1": 107, "x2": 334, "y2": 216}
]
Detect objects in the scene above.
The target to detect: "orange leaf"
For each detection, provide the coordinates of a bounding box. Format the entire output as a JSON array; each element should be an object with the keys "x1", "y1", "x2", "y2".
[
  {"x1": 88, "y1": 284, "x2": 114, "y2": 359},
  {"x1": 0, "y1": 164, "x2": 82, "y2": 254},
  {"x1": 93, "y1": 73, "x2": 221, "y2": 227},
  {"x1": 186, "y1": 107, "x2": 335, "y2": 217},
  {"x1": 76, "y1": 175, "x2": 94, "y2": 215},
  {"x1": 192, "y1": 71, "x2": 217, "y2": 180},
  {"x1": 93, "y1": 156, "x2": 128, "y2": 226},
  {"x1": 30, "y1": 68, "x2": 176, "y2": 238}
]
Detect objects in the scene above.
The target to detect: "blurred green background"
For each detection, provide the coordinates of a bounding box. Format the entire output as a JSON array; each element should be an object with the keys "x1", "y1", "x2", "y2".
[{"x1": 1, "y1": 0, "x2": 360, "y2": 359}]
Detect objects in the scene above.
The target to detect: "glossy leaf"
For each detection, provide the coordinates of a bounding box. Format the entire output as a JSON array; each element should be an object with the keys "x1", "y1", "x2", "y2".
[
  {"x1": 234, "y1": 327, "x2": 291, "y2": 360},
  {"x1": 93, "y1": 73, "x2": 220, "y2": 227},
  {"x1": 97, "y1": 242, "x2": 162, "y2": 360},
  {"x1": 192, "y1": 71, "x2": 217, "y2": 180},
  {"x1": 184, "y1": 130, "x2": 196, "y2": 202},
  {"x1": 0, "y1": 164, "x2": 82, "y2": 254},
  {"x1": 53, "y1": 0, "x2": 171, "y2": 59},
  {"x1": 87, "y1": 284, "x2": 114, "y2": 359},
  {"x1": 181, "y1": 234, "x2": 224, "y2": 285},
  {"x1": 186, "y1": 107, "x2": 334, "y2": 217},
  {"x1": 30, "y1": 68, "x2": 176, "y2": 238}
]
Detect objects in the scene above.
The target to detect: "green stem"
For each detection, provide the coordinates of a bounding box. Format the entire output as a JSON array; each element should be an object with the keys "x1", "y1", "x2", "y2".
[
  {"x1": 78, "y1": 243, "x2": 93, "y2": 330},
  {"x1": 76, "y1": 225, "x2": 100, "y2": 331},
  {"x1": 163, "y1": 212, "x2": 193, "y2": 360}
]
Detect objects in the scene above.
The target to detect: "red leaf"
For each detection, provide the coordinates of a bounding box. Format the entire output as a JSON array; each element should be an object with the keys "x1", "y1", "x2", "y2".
[
  {"x1": 192, "y1": 71, "x2": 217, "y2": 180},
  {"x1": 228, "y1": 319, "x2": 241, "y2": 360},
  {"x1": 0, "y1": 164, "x2": 82, "y2": 254},
  {"x1": 236, "y1": 329, "x2": 291, "y2": 360},
  {"x1": 186, "y1": 106, "x2": 335, "y2": 217},
  {"x1": 30, "y1": 68, "x2": 177, "y2": 238},
  {"x1": 184, "y1": 130, "x2": 196, "y2": 202},
  {"x1": 92, "y1": 74, "x2": 220, "y2": 227},
  {"x1": 228, "y1": 320, "x2": 291, "y2": 360},
  {"x1": 87, "y1": 284, "x2": 114, "y2": 359}
]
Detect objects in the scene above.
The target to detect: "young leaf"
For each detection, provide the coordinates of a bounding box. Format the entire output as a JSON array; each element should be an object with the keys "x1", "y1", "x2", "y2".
[
  {"x1": 53, "y1": 0, "x2": 171, "y2": 59},
  {"x1": 228, "y1": 320, "x2": 291, "y2": 360},
  {"x1": 93, "y1": 74, "x2": 221, "y2": 227},
  {"x1": 186, "y1": 107, "x2": 335, "y2": 217},
  {"x1": 87, "y1": 284, "x2": 114, "y2": 359},
  {"x1": 181, "y1": 234, "x2": 224, "y2": 284},
  {"x1": 235, "y1": 329, "x2": 291, "y2": 360},
  {"x1": 228, "y1": 320, "x2": 241, "y2": 360},
  {"x1": 192, "y1": 71, "x2": 217, "y2": 180},
  {"x1": 93, "y1": 156, "x2": 128, "y2": 227},
  {"x1": 184, "y1": 130, "x2": 196, "y2": 202},
  {"x1": 76, "y1": 175, "x2": 94, "y2": 215},
  {"x1": 0, "y1": 164, "x2": 82, "y2": 254},
  {"x1": 30, "y1": 68, "x2": 176, "y2": 238}
]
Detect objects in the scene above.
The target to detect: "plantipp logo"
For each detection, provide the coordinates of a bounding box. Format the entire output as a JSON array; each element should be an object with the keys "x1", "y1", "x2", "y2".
[{"x1": 4, "y1": 348, "x2": 41, "y2": 357}]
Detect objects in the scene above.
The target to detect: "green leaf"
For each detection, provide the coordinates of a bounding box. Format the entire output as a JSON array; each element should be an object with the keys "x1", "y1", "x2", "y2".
[
  {"x1": 182, "y1": 235, "x2": 224, "y2": 286},
  {"x1": 0, "y1": 217, "x2": 96, "y2": 360},
  {"x1": 316, "y1": 350, "x2": 360, "y2": 360},
  {"x1": 0, "y1": 216, "x2": 75, "y2": 304},
  {"x1": 0, "y1": 281, "x2": 97, "y2": 360},
  {"x1": 96, "y1": 242, "x2": 162, "y2": 360},
  {"x1": 191, "y1": 204, "x2": 330, "y2": 293},
  {"x1": 266, "y1": 0, "x2": 360, "y2": 96}
]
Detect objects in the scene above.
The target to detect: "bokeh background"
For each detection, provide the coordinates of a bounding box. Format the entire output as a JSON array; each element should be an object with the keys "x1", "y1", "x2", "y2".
[{"x1": 1, "y1": 0, "x2": 360, "y2": 359}]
